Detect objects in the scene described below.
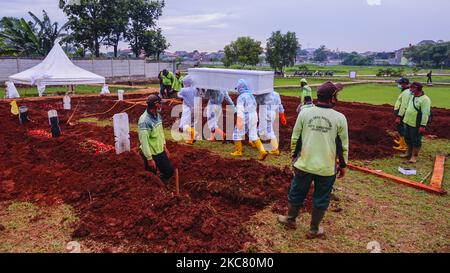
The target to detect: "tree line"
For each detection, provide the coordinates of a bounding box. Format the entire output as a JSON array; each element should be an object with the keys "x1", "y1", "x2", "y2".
[
  {"x1": 0, "y1": 0, "x2": 169, "y2": 59},
  {"x1": 404, "y1": 42, "x2": 450, "y2": 68},
  {"x1": 223, "y1": 31, "x2": 300, "y2": 75}
]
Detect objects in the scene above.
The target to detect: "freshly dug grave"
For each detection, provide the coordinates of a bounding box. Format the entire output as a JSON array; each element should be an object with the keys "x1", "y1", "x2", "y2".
[
  {"x1": 1, "y1": 93, "x2": 448, "y2": 252},
  {"x1": 46, "y1": 93, "x2": 450, "y2": 160},
  {"x1": 0, "y1": 100, "x2": 301, "y2": 252}
]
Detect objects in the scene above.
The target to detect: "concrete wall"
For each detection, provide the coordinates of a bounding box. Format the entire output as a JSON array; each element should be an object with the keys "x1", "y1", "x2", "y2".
[{"x1": 0, "y1": 58, "x2": 174, "y2": 83}]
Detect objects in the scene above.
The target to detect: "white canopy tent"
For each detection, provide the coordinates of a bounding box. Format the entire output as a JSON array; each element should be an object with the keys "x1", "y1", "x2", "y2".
[{"x1": 9, "y1": 43, "x2": 105, "y2": 96}]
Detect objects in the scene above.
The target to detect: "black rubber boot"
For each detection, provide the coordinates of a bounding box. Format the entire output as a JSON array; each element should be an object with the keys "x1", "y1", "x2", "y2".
[
  {"x1": 277, "y1": 203, "x2": 301, "y2": 227},
  {"x1": 400, "y1": 145, "x2": 412, "y2": 159},
  {"x1": 307, "y1": 207, "x2": 326, "y2": 239}
]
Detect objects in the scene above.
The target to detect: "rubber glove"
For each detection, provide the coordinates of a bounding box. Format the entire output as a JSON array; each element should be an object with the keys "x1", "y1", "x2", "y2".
[{"x1": 280, "y1": 113, "x2": 287, "y2": 126}]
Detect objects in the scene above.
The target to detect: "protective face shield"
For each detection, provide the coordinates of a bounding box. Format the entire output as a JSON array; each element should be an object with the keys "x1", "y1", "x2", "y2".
[
  {"x1": 183, "y1": 75, "x2": 193, "y2": 87},
  {"x1": 235, "y1": 79, "x2": 249, "y2": 94}
]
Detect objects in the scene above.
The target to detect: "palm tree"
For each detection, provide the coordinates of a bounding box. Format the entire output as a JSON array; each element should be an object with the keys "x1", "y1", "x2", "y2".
[
  {"x1": 0, "y1": 17, "x2": 41, "y2": 56},
  {"x1": 28, "y1": 10, "x2": 69, "y2": 54}
]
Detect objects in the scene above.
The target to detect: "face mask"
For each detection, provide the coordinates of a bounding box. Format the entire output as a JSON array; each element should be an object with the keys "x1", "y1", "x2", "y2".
[{"x1": 397, "y1": 84, "x2": 403, "y2": 90}]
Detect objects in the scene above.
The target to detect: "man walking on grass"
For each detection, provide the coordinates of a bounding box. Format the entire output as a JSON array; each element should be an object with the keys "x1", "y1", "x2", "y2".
[
  {"x1": 277, "y1": 81, "x2": 348, "y2": 239},
  {"x1": 397, "y1": 82, "x2": 432, "y2": 163}
]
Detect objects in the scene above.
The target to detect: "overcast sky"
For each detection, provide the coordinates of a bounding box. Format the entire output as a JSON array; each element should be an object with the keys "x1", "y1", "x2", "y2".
[{"x1": 2, "y1": 0, "x2": 449, "y2": 53}]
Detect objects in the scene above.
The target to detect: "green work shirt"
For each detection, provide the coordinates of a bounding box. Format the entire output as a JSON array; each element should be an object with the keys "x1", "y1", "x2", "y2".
[
  {"x1": 172, "y1": 76, "x2": 184, "y2": 92},
  {"x1": 291, "y1": 106, "x2": 349, "y2": 176},
  {"x1": 397, "y1": 89, "x2": 412, "y2": 117},
  {"x1": 138, "y1": 110, "x2": 166, "y2": 160},
  {"x1": 300, "y1": 103, "x2": 315, "y2": 112},
  {"x1": 300, "y1": 85, "x2": 312, "y2": 104},
  {"x1": 402, "y1": 94, "x2": 432, "y2": 128},
  {"x1": 160, "y1": 71, "x2": 175, "y2": 86}
]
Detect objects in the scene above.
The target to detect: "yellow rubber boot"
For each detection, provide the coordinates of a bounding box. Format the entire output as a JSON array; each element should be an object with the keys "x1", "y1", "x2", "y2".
[
  {"x1": 10, "y1": 100, "x2": 19, "y2": 115},
  {"x1": 393, "y1": 137, "x2": 407, "y2": 152},
  {"x1": 185, "y1": 127, "x2": 196, "y2": 145},
  {"x1": 230, "y1": 141, "x2": 243, "y2": 157},
  {"x1": 269, "y1": 138, "x2": 280, "y2": 155},
  {"x1": 255, "y1": 139, "x2": 268, "y2": 161},
  {"x1": 248, "y1": 141, "x2": 256, "y2": 148}
]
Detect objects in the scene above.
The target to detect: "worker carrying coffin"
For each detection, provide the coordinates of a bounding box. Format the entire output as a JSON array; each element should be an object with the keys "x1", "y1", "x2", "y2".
[
  {"x1": 204, "y1": 89, "x2": 236, "y2": 141},
  {"x1": 231, "y1": 79, "x2": 268, "y2": 161},
  {"x1": 255, "y1": 91, "x2": 287, "y2": 156},
  {"x1": 278, "y1": 81, "x2": 348, "y2": 239},
  {"x1": 138, "y1": 94, "x2": 174, "y2": 184}
]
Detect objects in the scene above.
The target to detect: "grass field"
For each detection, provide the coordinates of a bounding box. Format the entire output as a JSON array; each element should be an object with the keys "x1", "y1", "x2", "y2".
[
  {"x1": 274, "y1": 75, "x2": 450, "y2": 87},
  {"x1": 201, "y1": 64, "x2": 450, "y2": 76},
  {"x1": 277, "y1": 83, "x2": 450, "y2": 109}
]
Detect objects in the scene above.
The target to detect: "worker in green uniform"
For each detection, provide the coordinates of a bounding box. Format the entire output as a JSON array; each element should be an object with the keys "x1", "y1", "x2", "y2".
[
  {"x1": 172, "y1": 70, "x2": 184, "y2": 94},
  {"x1": 277, "y1": 81, "x2": 348, "y2": 239},
  {"x1": 300, "y1": 78, "x2": 312, "y2": 105},
  {"x1": 158, "y1": 69, "x2": 175, "y2": 98},
  {"x1": 397, "y1": 82, "x2": 431, "y2": 163},
  {"x1": 138, "y1": 94, "x2": 174, "y2": 184},
  {"x1": 393, "y1": 77, "x2": 412, "y2": 152}
]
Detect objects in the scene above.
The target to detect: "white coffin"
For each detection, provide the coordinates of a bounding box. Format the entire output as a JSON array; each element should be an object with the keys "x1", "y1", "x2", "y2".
[{"x1": 188, "y1": 68, "x2": 274, "y2": 95}]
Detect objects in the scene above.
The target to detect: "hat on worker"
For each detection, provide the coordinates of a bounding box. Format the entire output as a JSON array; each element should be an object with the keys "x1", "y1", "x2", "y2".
[
  {"x1": 300, "y1": 78, "x2": 308, "y2": 84},
  {"x1": 317, "y1": 81, "x2": 343, "y2": 100},
  {"x1": 396, "y1": 77, "x2": 410, "y2": 84},
  {"x1": 410, "y1": 81, "x2": 424, "y2": 91},
  {"x1": 146, "y1": 94, "x2": 161, "y2": 108}
]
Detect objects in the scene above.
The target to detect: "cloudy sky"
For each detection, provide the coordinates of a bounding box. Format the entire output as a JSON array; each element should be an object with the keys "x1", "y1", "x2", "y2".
[{"x1": 2, "y1": 0, "x2": 449, "y2": 52}]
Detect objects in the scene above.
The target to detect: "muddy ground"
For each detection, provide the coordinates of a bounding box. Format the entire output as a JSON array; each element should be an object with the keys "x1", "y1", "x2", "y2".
[{"x1": 0, "y1": 94, "x2": 449, "y2": 252}]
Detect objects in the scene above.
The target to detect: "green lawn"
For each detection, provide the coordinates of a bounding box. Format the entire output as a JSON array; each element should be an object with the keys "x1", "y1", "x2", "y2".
[
  {"x1": 274, "y1": 77, "x2": 353, "y2": 86},
  {"x1": 274, "y1": 75, "x2": 450, "y2": 86},
  {"x1": 277, "y1": 83, "x2": 450, "y2": 109},
  {"x1": 201, "y1": 64, "x2": 450, "y2": 76}
]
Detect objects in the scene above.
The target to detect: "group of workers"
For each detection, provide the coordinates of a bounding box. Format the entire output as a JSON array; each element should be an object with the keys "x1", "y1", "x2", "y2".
[
  {"x1": 393, "y1": 77, "x2": 432, "y2": 163},
  {"x1": 137, "y1": 72, "x2": 432, "y2": 239},
  {"x1": 174, "y1": 76, "x2": 288, "y2": 161},
  {"x1": 138, "y1": 74, "x2": 349, "y2": 238},
  {"x1": 158, "y1": 69, "x2": 184, "y2": 98}
]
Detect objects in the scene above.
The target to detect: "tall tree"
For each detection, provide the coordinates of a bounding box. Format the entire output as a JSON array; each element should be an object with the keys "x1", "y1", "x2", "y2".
[
  {"x1": 404, "y1": 42, "x2": 450, "y2": 68},
  {"x1": 313, "y1": 45, "x2": 328, "y2": 62},
  {"x1": 341, "y1": 52, "x2": 374, "y2": 66},
  {"x1": 223, "y1": 37, "x2": 262, "y2": 67},
  {"x1": 59, "y1": 0, "x2": 109, "y2": 57},
  {"x1": 266, "y1": 30, "x2": 300, "y2": 74},
  {"x1": 28, "y1": 10, "x2": 68, "y2": 55},
  {"x1": 103, "y1": 0, "x2": 129, "y2": 57},
  {"x1": 142, "y1": 28, "x2": 169, "y2": 60},
  {"x1": 125, "y1": 0, "x2": 165, "y2": 57}
]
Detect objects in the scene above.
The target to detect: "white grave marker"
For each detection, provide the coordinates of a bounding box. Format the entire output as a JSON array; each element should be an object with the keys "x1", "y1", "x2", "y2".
[
  {"x1": 113, "y1": 113, "x2": 130, "y2": 154},
  {"x1": 63, "y1": 95, "x2": 71, "y2": 110}
]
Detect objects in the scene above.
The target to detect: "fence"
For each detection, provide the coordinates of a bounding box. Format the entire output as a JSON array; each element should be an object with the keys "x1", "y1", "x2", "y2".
[{"x1": 0, "y1": 58, "x2": 174, "y2": 83}]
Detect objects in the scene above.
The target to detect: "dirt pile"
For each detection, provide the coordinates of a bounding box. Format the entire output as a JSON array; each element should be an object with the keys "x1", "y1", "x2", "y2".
[{"x1": 0, "y1": 101, "x2": 297, "y2": 252}]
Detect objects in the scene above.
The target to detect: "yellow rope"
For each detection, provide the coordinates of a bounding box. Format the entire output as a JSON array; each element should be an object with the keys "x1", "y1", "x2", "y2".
[{"x1": 82, "y1": 100, "x2": 120, "y2": 118}]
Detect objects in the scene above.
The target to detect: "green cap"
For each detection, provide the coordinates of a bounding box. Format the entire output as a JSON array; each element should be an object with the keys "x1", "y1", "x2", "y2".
[{"x1": 300, "y1": 78, "x2": 308, "y2": 84}]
